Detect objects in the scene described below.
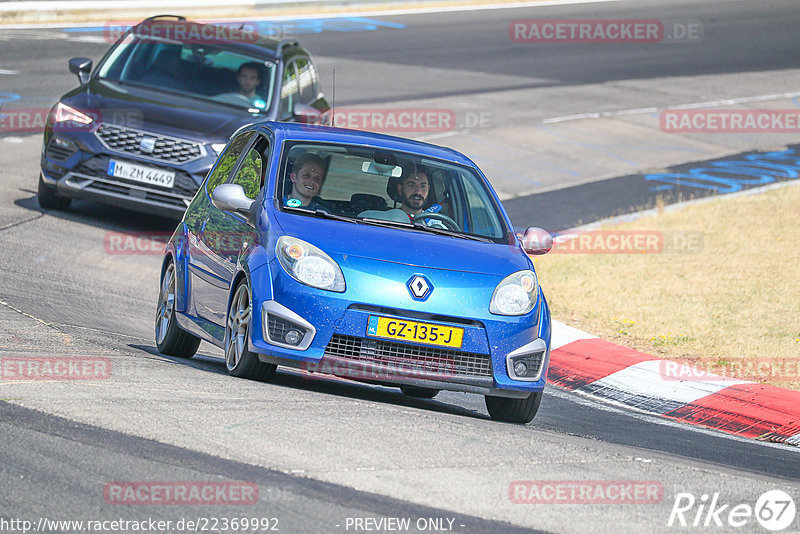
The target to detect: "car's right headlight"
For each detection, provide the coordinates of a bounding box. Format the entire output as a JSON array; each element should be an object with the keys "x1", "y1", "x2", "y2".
[
  {"x1": 490, "y1": 270, "x2": 539, "y2": 316},
  {"x1": 276, "y1": 236, "x2": 345, "y2": 292},
  {"x1": 53, "y1": 102, "x2": 94, "y2": 125}
]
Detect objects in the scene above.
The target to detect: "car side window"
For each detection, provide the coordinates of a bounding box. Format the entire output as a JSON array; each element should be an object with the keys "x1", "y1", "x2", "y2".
[
  {"x1": 295, "y1": 58, "x2": 319, "y2": 105},
  {"x1": 232, "y1": 146, "x2": 265, "y2": 200},
  {"x1": 280, "y1": 61, "x2": 299, "y2": 119},
  {"x1": 205, "y1": 133, "x2": 252, "y2": 196}
]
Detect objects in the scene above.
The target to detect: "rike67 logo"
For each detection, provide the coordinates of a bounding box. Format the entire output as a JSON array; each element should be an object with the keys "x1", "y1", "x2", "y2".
[{"x1": 668, "y1": 490, "x2": 796, "y2": 531}]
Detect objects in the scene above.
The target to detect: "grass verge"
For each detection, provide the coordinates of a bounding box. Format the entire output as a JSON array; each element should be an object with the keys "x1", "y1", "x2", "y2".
[{"x1": 534, "y1": 182, "x2": 800, "y2": 390}]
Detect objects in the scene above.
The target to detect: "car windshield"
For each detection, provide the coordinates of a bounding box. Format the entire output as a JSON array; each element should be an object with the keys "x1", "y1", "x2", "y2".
[
  {"x1": 277, "y1": 141, "x2": 511, "y2": 243},
  {"x1": 96, "y1": 30, "x2": 276, "y2": 113}
]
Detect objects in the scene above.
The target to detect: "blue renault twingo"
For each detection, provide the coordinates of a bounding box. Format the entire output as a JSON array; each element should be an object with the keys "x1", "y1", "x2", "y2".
[{"x1": 156, "y1": 121, "x2": 552, "y2": 423}]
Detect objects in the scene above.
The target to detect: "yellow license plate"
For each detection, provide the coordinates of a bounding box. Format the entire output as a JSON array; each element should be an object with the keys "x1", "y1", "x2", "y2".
[{"x1": 366, "y1": 316, "x2": 464, "y2": 349}]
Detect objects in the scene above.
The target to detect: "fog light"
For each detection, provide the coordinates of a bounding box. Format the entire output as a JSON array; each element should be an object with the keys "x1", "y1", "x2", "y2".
[
  {"x1": 513, "y1": 361, "x2": 528, "y2": 377},
  {"x1": 285, "y1": 330, "x2": 302, "y2": 346}
]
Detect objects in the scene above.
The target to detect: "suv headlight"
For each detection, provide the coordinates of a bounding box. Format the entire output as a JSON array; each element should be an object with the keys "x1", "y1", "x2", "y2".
[
  {"x1": 53, "y1": 102, "x2": 94, "y2": 125},
  {"x1": 277, "y1": 236, "x2": 345, "y2": 292},
  {"x1": 490, "y1": 270, "x2": 538, "y2": 316}
]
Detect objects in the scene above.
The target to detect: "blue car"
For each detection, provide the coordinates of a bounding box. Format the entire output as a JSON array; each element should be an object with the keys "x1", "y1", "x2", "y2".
[{"x1": 155, "y1": 121, "x2": 553, "y2": 423}]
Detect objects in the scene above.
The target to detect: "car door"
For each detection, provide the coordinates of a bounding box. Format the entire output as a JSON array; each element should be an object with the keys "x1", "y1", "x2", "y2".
[
  {"x1": 196, "y1": 134, "x2": 268, "y2": 332},
  {"x1": 187, "y1": 131, "x2": 253, "y2": 333}
]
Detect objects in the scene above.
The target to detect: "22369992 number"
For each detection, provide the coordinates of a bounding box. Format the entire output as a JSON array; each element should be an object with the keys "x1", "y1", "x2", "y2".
[
  {"x1": 367, "y1": 316, "x2": 464, "y2": 349},
  {"x1": 193, "y1": 517, "x2": 279, "y2": 531}
]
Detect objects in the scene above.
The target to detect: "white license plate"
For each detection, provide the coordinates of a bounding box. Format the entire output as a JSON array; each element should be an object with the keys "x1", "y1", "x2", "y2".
[{"x1": 107, "y1": 160, "x2": 175, "y2": 188}]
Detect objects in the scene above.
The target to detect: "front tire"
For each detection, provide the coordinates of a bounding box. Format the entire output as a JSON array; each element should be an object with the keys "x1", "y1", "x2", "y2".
[
  {"x1": 485, "y1": 391, "x2": 543, "y2": 424},
  {"x1": 400, "y1": 386, "x2": 440, "y2": 399},
  {"x1": 37, "y1": 175, "x2": 71, "y2": 211},
  {"x1": 225, "y1": 279, "x2": 277, "y2": 381},
  {"x1": 156, "y1": 261, "x2": 201, "y2": 358}
]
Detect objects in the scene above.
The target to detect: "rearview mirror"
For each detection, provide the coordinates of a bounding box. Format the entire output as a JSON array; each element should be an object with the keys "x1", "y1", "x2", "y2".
[
  {"x1": 211, "y1": 184, "x2": 255, "y2": 216},
  {"x1": 521, "y1": 226, "x2": 553, "y2": 255},
  {"x1": 68, "y1": 57, "x2": 92, "y2": 85}
]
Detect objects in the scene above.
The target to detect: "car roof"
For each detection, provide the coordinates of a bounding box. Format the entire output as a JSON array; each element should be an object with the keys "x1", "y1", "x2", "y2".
[
  {"x1": 132, "y1": 17, "x2": 308, "y2": 60},
  {"x1": 253, "y1": 121, "x2": 476, "y2": 166}
]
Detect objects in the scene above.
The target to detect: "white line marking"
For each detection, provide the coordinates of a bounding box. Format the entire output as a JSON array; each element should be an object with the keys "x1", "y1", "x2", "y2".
[
  {"x1": 550, "y1": 319, "x2": 595, "y2": 350},
  {"x1": 543, "y1": 91, "x2": 800, "y2": 124},
  {"x1": 0, "y1": 69, "x2": 19, "y2": 75}
]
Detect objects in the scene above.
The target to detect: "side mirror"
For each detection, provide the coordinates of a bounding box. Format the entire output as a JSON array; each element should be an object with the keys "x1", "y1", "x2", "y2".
[
  {"x1": 521, "y1": 226, "x2": 553, "y2": 255},
  {"x1": 293, "y1": 103, "x2": 321, "y2": 124},
  {"x1": 69, "y1": 57, "x2": 93, "y2": 85},
  {"x1": 211, "y1": 184, "x2": 255, "y2": 216}
]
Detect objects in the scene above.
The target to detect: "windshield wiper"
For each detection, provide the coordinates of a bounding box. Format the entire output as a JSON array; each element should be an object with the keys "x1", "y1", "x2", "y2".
[
  {"x1": 412, "y1": 224, "x2": 492, "y2": 242},
  {"x1": 283, "y1": 206, "x2": 358, "y2": 224},
  {"x1": 359, "y1": 217, "x2": 414, "y2": 229}
]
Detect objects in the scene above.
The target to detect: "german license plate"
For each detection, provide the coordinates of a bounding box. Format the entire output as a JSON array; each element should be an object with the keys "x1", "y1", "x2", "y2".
[
  {"x1": 108, "y1": 159, "x2": 174, "y2": 188},
  {"x1": 366, "y1": 316, "x2": 464, "y2": 349}
]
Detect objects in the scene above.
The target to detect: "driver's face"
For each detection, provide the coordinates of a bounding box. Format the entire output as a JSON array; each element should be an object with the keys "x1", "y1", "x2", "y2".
[
  {"x1": 237, "y1": 68, "x2": 260, "y2": 95},
  {"x1": 399, "y1": 173, "x2": 429, "y2": 212}
]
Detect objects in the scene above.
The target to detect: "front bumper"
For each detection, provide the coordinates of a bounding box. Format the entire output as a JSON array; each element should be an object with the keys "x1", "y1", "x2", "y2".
[{"x1": 248, "y1": 263, "x2": 551, "y2": 398}]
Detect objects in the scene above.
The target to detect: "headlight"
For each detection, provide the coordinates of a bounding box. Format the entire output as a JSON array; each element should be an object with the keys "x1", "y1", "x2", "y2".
[
  {"x1": 277, "y1": 236, "x2": 345, "y2": 292},
  {"x1": 53, "y1": 102, "x2": 94, "y2": 125},
  {"x1": 490, "y1": 270, "x2": 538, "y2": 316}
]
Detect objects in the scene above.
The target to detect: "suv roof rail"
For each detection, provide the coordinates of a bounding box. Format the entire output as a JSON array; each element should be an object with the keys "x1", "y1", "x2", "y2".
[
  {"x1": 139, "y1": 14, "x2": 188, "y2": 24},
  {"x1": 276, "y1": 39, "x2": 299, "y2": 51}
]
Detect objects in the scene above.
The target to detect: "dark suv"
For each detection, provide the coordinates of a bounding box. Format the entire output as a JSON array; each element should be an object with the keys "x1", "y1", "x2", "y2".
[{"x1": 38, "y1": 15, "x2": 329, "y2": 218}]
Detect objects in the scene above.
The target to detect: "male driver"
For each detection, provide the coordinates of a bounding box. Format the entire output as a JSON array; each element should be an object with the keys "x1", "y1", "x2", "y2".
[
  {"x1": 359, "y1": 165, "x2": 446, "y2": 228},
  {"x1": 284, "y1": 153, "x2": 327, "y2": 210},
  {"x1": 236, "y1": 62, "x2": 262, "y2": 98}
]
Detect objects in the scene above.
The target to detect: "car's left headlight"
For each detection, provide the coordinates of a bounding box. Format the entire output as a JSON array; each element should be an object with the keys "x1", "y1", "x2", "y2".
[
  {"x1": 490, "y1": 270, "x2": 539, "y2": 316},
  {"x1": 277, "y1": 236, "x2": 345, "y2": 292},
  {"x1": 53, "y1": 102, "x2": 94, "y2": 125}
]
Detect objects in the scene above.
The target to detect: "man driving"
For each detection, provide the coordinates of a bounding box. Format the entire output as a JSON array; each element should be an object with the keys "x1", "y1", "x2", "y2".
[
  {"x1": 236, "y1": 62, "x2": 261, "y2": 99},
  {"x1": 359, "y1": 165, "x2": 447, "y2": 228}
]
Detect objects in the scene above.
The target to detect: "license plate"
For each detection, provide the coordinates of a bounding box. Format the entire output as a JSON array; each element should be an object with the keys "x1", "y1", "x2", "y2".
[
  {"x1": 367, "y1": 316, "x2": 464, "y2": 349},
  {"x1": 107, "y1": 160, "x2": 175, "y2": 188}
]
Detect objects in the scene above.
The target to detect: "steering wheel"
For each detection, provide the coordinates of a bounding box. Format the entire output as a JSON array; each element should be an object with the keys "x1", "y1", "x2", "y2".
[{"x1": 414, "y1": 212, "x2": 460, "y2": 231}]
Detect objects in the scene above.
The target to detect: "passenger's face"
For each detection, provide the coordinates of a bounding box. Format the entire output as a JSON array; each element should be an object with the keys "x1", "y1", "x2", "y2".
[
  {"x1": 291, "y1": 163, "x2": 325, "y2": 198},
  {"x1": 399, "y1": 173, "x2": 429, "y2": 211},
  {"x1": 237, "y1": 68, "x2": 260, "y2": 94}
]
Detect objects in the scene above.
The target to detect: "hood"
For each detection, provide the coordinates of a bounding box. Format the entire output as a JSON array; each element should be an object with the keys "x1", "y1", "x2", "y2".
[
  {"x1": 273, "y1": 211, "x2": 530, "y2": 276},
  {"x1": 60, "y1": 78, "x2": 265, "y2": 142}
]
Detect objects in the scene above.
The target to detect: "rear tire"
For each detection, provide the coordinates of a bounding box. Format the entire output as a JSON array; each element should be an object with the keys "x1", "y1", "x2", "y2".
[
  {"x1": 225, "y1": 279, "x2": 277, "y2": 381},
  {"x1": 485, "y1": 391, "x2": 543, "y2": 424},
  {"x1": 400, "y1": 386, "x2": 440, "y2": 399},
  {"x1": 37, "y1": 175, "x2": 71, "y2": 211},
  {"x1": 155, "y1": 261, "x2": 201, "y2": 358}
]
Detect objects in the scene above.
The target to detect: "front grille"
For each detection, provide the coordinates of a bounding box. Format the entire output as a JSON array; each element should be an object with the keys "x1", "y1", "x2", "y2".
[
  {"x1": 96, "y1": 124, "x2": 203, "y2": 164},
  {"x1": 74, "y1": 156, "x2": 198, "y2": 197},
  {"x1": 267, "y1": 314, "x2": 307, "y2": 344},
  {"x1": 324, "y1": 334, "x2": 492, "y2": 379}
]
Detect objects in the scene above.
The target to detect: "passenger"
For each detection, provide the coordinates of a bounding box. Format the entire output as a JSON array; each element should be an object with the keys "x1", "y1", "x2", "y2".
[{"x1": 284, "y1": 153, "x2": 328, "y2": 210}]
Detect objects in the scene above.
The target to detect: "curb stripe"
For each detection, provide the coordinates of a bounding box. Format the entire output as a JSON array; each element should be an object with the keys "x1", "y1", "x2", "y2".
[
  {"x1": 548, "y1": 338, "x2": 653, "y2": 389},
  {"x1": 663, "y1": 383, "x2": 800, "y2": 439}
]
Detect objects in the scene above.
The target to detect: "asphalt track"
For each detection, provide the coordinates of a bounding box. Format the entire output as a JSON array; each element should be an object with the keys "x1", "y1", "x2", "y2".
[{"x1": 1, "y1": 1, "x2": 800, "y2": 533}]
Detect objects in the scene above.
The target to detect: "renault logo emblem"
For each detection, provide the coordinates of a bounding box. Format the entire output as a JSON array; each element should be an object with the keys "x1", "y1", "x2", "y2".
[
  {"x1": 139, "y1": 137, "x2": 156, "y2": 153},
  {"x1": 407, "y1": 275, "x2": 432, "y2": 301}
]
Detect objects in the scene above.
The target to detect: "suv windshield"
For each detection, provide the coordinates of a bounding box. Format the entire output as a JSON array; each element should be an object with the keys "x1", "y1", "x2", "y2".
[
  {"x1": 97, "y1": 31, "x2": 276, "y2": 112},
  {"x1": 277, "y1": 141, "x2": 511, "y2": 244}
]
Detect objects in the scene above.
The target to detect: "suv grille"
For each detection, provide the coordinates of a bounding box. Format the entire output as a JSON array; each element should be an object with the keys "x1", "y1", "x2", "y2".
[
  {"x1": 96, "y1": 124, "x2": 203, "y2": 164},
  {"x1": 324, "y1": 334, "x2": 492, "y2": 379}
]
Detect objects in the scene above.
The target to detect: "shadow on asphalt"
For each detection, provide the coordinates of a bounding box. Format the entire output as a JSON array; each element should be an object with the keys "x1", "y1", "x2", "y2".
[{"x1": 130, "y1": 343, "x2": 487, "y2": 422}]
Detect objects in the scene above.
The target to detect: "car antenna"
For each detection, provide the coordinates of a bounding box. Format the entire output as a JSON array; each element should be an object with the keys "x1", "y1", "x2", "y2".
[{"x1": 331, "y1": 68, "x2": 335, "y2": 127}]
